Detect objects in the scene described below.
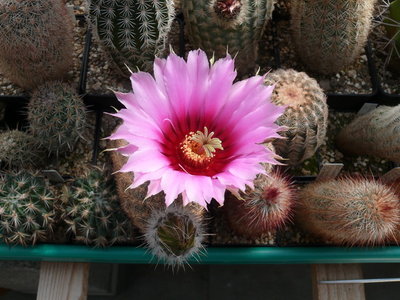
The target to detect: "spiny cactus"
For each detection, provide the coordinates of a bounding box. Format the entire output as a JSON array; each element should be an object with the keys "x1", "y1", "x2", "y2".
[
  {"x1": 297, "y1": 177, "x2": 400, "y2": 246},
  {"x1": 0, "y1": 172, "x2": 56, "y2": 245},
  {"x1": 336, "y1": 105, "x2": 400, "y2": 163},
  {"x1": 182, "y1": 0, "x2": 276, "y2": 75},
  {"x1": 62, "y1": 169, "x2": 135, "y2": 247},
  {"x1": 224, "y1": 172, "x2": 294, "y2": 238},
  {"x1": 291, "y1": 0, "x2": 377, "y2": 74},
  {"x1": 27, "y1": 81, "x2": 86, "y2": 155},
  {"x1": 0, "y1": 130, "x2": 45, "y2": 168},
  {"x1": 88, "y1": 0, "x2": 175, "y2": 75},
  {"x1": 0, "y1": 0, "x2": 74, "y2": 89},
  {"x1": 264, "y1": 69, "x2": 328, "y2": 166}
]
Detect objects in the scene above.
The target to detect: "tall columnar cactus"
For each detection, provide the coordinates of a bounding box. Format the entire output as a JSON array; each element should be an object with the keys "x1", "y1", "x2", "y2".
[
  {"x1": 62, "y1": 169, "x2": 135, "y2": 247},
  {"x1": 297, "y1": 178, "x2": 400, "y2": 246},
  {"x1": 0, "y1": 0, "x2": 74, "y2": 89},
  {"x1": 182, "y1": 0, "x2": 275, "y2": 75},
  {"x1": 291, "y1": 0, "x2": 377, "y2": 74},
  {"x1": 27, "y1": 81, "x2": 86, "y2": 155},
  {"x1": 264, "y1": 69, "x2": 328, "y2": 166},
  {"x1": 0, "y1": 172, "x2": 56, "y2": 245},
  {"x1": 336, "y1": 105, "x2": 400, "y2": 163},
  {"x1": 0, "y1": 130, "x2": 45, "y2": 168},
  {"x1": 224, "y1": 172, "x2": 294, "y2": 238},
  {"x1": 88, "y1": 0, "x2": 175, "y2": 75}
]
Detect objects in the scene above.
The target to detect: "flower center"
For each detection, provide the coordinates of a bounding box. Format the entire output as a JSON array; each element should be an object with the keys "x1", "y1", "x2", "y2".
[{"x1": 178, "y1": 127, "x2": 223, "y2": 172}]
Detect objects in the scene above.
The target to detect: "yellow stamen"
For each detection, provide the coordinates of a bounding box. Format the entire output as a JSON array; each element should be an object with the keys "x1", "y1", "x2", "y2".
[{"x1": 191, "y1": 127, "x2": 223, "y2": 158}]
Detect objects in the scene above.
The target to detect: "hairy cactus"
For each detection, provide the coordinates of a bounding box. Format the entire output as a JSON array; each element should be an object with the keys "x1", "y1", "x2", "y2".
[
  {"x1": 62, "y1": 169, "x2": 135, "y2": 247},
  {"x1": 182, "y1": 0, "x2": 275, "y2": 75},
  {"x1": 27, "y1": 81, "x2": 86, "y2": 155},
  {"x1": 0, "y1": 130, "x2": 44, "y2": 168},
  {"x1": 224, "y1": 172, "x2": 294, "y2": 238},
  {"x1": 297, "y1": 178, "x2": 400, "y2": 246},
  {"x1": 291, "y1": 0, "x2": 377, "y2": 74},
  {"x1": 336, "y1": 105, "x2": 400, "y2": 163},
  {"x1": 88, "y1": 0, "x2": 175, "y2": 75},
  {"x1": 0, "y1": 0, "x2": 74, "y2": 89},
  {"x1": 0, "y1": 172, "x2": 56, "y2": 245},
  {"x1": 264, "y1": 69, "x2": 328, "y2": 166}
]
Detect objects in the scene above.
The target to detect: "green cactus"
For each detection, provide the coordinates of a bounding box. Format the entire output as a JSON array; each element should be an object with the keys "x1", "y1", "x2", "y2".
[
  {"x1": 336, "y1": 105, "x2": 400, "y2": 163},
  {"x1": 0, "y1": 130, "x2": 45, "y2": 168},
  {"x1": 0, "y1": 172, "x2": 56, "y2": 245},
  {"x1": 297, "y1": 178, "x2": 400, "y2": 246},
  {"x1": 0, "y1": 0, "x2": 74, "y2": 90},
  {"x1": 88, "y1": 0, "x2": 175, "y2": 75},
  {"x1": 264, "y1": 69, "x2": 328, "y2": 166},
  {"x1": 62, "y1": 169, "x2": 135, "y2": 247},
  {"x1": 182, "y1": 0, "x2": 276, "y2": 75},
  {"x1": 291, "y1": 0, "x2": 377, "y2": 74},
  {"x1": 27, "y1": 81, "x2": 86, "y2": 156}
]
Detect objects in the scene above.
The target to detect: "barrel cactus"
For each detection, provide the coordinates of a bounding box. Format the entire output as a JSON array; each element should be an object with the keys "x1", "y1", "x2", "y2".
[
  {"x1": 264, "y1": 69, "x2": 328, "y2": 166},
  {"x1": 0, "y1": 172, "x2": 56, "y2": 245},
  {"x1": 336, "y1": 105, "x2": 400, "y2": 163},
  {"x1": 88, "y1": 0, "x2": 175, "y2": 75},
  {"x1": 182, "y1": 0, "x2": 276, "y2": 75},
  {"x1": 0, "y1": 0, "x2": 74, "y2": 89},
  {"x1": 291, "y1": 0, "x2": 377, "y2": 74}
]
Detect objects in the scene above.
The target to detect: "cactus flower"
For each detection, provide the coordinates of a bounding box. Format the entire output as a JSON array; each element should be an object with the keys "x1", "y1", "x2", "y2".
[{"x1": 109, "y1": 49, "x2": 284, "y2": 208}]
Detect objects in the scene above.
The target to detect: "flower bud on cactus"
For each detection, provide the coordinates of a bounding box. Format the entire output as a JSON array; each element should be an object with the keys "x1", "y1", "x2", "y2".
[
  {"x1": 297, "y1": 178, "x2": 400, "y2": 246},
  {"x1": 27, "y1": 81, "x2": 86, "y2": 155},
  {"x1": 291, "y1": 0, "x2": 377, "y2": 74},
  {"x1": 0, "y1": 172, "x2": 56, "y2": 245},
  {"x1": 0, "y1": 130, "x2": 45, "y2": 168},
  {"x1": 62, "y1": 168, "x2": 135, "y2": 247},
  {"x1": 224, "y1": 172, "x2": 294, "y2": 238},
  {"x1": 336, "y1": 105, "x2": 400, "y2": 163},
  {"x1": 0, "y1": 0, "x2": 74, "y2": 89},
  {"x1": 264, "y1": 69, "x2": 328, "y2": 166}
]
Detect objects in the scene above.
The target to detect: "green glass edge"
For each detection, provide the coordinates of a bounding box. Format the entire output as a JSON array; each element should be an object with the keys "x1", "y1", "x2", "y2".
[{"x1": 1, "y1": 245, "x2": 400, "y2": 264}]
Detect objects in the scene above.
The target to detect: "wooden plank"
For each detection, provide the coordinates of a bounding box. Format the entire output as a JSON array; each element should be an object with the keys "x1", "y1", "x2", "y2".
[
  {"x1": 37, "y1": 262, "x2": 89, "y2": 300},
  {"x1": 312, "y1": 264, "x2": 365, "y2": 300},
  {"x1": 316, "y1": 163, "x2": 343, "y2": 181}
]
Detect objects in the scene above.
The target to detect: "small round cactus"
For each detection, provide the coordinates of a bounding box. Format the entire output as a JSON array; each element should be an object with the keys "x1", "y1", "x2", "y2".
[
  {"x1": 0, "y1": 172, "x2": 56, "y2": 245},
  {"x1": 62, "y1": 168, "x2": 135, "y2": 247},
  {"x1": 264, "y1": 69, "x2": 328, "y2": 166},
  {"x1": 224, "y1": 172, "x2": 294, "y2": 238},
  {"x1": 297, "y1": 177, "x2": 400, "y2": 246},
  {"x1": 27, "y1": 81, "x2": 86, "y2": 155},
  {"x1": 0, "y1": 129, "x2": 44, "y2": 168}
]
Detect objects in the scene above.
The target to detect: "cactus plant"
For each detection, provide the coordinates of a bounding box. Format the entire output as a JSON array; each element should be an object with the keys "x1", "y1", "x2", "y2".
[
  {"x1": 0, "y1": 130, "x2": 45, "y2": 168},
  {"x1": 62, "y1": 168, "x2": 135, "y2": 247},
  {"x1": 0, "y1": 172, "x2": 56, "y2": 245},
  {"x1": 182, "y1": 0, "x2": 276, "y2": 75},
  {"x1": 291, "y1": 0, "x2": 377, "y2": 74},
  {"x1": 264, "y1": 69, "x2": 328, "y2": 166},
  {"x1": 224, "y1": 172, "x2": 294, "y2": 238},
  {"x1": 88, "y1": 0, "x2": 175, "y2": 75},
  {"x1": 27, "y1": 81, "x2": 86, "y2": 155},
  {"x1": 336, "y1": 105, "x2": 400, "y2": 163},
  {"x1": 0, "y1": 0, "x2": 74, "y2": 89},
  {"x1": 297, "y1": 177, "x2": 400, "y2": 246}
]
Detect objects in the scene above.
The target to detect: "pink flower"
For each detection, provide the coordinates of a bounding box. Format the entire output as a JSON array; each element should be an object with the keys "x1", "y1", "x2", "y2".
[{"x1": 109, "y1": 50, "x2": 284, "y2": 208}]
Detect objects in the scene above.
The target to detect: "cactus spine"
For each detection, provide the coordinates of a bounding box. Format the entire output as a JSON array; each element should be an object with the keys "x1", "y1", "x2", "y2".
[
  {"x1": 182, "y1": 0, "x2": 275, "y2": 75},
  {"x1": 224, "y1": 173, "x2": 294, "y2": 238},
  {"x1": 88, "y1": 0, "x2": 175, "y2": 75},
  {"x1": 27, "y1": 81, "x2": 86, "y2": 155},
  {"x1": 0, "y1": 172, "x2": 56, "y2": 245},
  {"x1": 62, "y1": 169, "x2": 135, "y2": 247},
  {"x1": 297, "y1": 178, "x2": 400, "y2": 246},
  {"x1": 0, "y1": 0, "x2": 74, "y2": 89},
  {"x1": 264, "y1": 69, "x2": 328, "y2": 166},
  {"x1": 291, "y1": 0, "x2": 377, "y2": 74},
  {"x1": 336, "y1": 105, "x2": 400, "y2": 163}
]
